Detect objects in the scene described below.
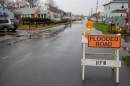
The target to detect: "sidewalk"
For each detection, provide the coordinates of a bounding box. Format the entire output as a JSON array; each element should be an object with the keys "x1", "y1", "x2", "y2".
[{"x1": 120, "y1": 38, "x2": 130, "y2": 57}]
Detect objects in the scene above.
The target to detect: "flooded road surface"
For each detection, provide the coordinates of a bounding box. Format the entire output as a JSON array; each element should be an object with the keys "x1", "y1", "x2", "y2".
[
  {"x1": 0, "y1": 25, "x2": 66, "y2": 46},
  {"x1": 0, "y1": 21, "x2": 130, "y2": 86},
  {"x1": 0, "y1": 20, "x2": 130, "y2": 86}
]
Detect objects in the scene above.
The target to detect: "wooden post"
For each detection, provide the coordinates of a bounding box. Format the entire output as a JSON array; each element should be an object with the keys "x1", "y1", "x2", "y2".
[{"x1": 29, "y1": 23, "x2": 30, "y2": 30}]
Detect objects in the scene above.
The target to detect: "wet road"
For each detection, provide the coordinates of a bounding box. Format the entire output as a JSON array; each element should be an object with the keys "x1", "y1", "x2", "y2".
[
  {"x1": 0, "y1": 20, "x2": 130, "y2": 86},
  {"x1": 0, "y1": 25, "x2": 66, "y2": 46}
]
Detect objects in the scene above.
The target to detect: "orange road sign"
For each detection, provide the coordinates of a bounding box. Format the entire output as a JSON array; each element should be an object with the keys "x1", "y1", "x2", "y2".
[{"x1": 88, "y1": 35, "x2": 121, "y2": 48}]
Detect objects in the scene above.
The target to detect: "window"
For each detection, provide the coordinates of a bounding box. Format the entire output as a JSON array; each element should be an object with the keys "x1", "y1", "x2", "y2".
[
  {"x1": 122, "y1": 3, "x2": 124, "y2": 8},
  {"x1": 109, "y1": 7, "x2": 110, "y2": 9},
  {"x1": 0, "y1": 20, "x2": 9, "y2": 23},
  {"x1": 41, "y1": 15, "x2": 43, "y2": 18},
  {"x1": 121, "y1": 6, "x2": 124, "y2": 8},
  {"x1": 3, "y1": 20, "x2": 9, "y2": 23},
  {"x1": 38, "y1": 14, "x2": 40, "y2": 18},
  {"x1": 25, "y1": 15, "x2": 27, "y2": 17},
  {"x1": 44, "y1": 14, "x2": 46, "y2": 18}
]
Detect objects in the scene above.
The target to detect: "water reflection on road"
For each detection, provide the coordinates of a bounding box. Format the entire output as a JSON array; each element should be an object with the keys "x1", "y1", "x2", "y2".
[{"x1": 0, "y1": 24, "x2": 75, "y2": 46}]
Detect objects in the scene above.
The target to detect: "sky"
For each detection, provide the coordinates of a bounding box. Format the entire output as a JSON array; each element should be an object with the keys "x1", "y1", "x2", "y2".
[{"x1": 41, "y1": 0, "x2": 112, "y2": 16}]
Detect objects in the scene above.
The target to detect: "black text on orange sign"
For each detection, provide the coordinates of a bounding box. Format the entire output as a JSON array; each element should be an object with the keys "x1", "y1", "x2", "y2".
[{"x1": 88, "y1": 35, "x2": 121, "y2": 48}]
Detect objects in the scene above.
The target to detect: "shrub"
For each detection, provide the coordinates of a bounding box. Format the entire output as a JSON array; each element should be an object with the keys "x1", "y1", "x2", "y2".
[
  {"x1": 112, "y1": 30, "x2": 117, "y2": 34},
  {"x1": 126, "y1": 30, "x2": 130, "y2": 34},
  {"x1": 22, "y1": 17, "x2": 51, "y2": 23}
]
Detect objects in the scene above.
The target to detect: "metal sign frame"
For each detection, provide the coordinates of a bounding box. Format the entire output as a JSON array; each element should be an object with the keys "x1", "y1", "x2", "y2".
[{"x1": 81, "y1": 34, "x2": 121, "y2": 84}]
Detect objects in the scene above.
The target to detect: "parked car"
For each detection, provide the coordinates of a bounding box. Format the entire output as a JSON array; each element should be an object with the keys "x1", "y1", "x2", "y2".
[{"x1": 0, "y1": 19, "x2": 18, "y2": 32}]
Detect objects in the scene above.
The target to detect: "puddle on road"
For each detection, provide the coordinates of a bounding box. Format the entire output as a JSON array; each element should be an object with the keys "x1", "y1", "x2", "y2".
[
  {"x1": 72, "y1": 21, "x2": 84, "y2": 25},
  {"x1": 0, "y1": 32, "x2": 18, "y2": 37},
  {"x1": 0, "y1": 23, "x2": 72, "y2": 38},
  {"x1": 30, "y1": 25, "x2": 69, "y2": 39},
  {"x1": 0, "y1": 24, "x2": 71, "y2": 46}
]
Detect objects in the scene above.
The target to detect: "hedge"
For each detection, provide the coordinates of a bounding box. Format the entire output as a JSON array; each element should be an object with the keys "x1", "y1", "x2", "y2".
[{"x1": 22, "y1": 17, "x2": 51, "y2": 22}]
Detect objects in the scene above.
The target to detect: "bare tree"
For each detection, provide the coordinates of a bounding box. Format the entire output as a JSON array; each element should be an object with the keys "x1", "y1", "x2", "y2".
[
  {"x1": 0, "y1": 0, "x2": 41, "y2": 8},
  {"x1": 26, "y1": 0, "x2": 40, "y2": 7},
  {"x1": 45, "y1": 0, "x2": 59, "y2": 13},
  {"x1": 0, "y1": 0, "x2": 10, "y2": 6}
]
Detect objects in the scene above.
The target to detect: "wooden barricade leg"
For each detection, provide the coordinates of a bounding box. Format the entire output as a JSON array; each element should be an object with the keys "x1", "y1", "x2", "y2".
[
  {"x1": 116, "y1": 49, "x2": 119, "y2": 84},
  {"x1": 82, "y1": 43, "x2": 85, "y2": 81},
  {"x1": 112, "y1": 49, "x2": 117, "y2": 70}
]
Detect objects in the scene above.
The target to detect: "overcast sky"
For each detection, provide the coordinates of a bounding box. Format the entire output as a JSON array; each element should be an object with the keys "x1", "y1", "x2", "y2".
[{"x1": 41, "y1": 0, "x2": 112, "y2": 16}]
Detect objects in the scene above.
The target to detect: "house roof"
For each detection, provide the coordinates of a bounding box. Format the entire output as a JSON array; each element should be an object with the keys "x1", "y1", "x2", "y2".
[
  {"x1": 14, "y1": 7, "x2": 39, "y2": 14},
  {"x1": 111, "y1": 9, "x2": 127, "y2": 13},
  {"x1": 38, "y1": 10, "x2": 48, "y2": 14},
  {"x1": 104, "y1": 0, "x2": 128, "y2": 6}
]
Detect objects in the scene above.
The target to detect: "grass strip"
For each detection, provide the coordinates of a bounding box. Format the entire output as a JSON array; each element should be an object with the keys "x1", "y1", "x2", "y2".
[
  {"x1": 123, "y1": 56, "x2": 130, "y2": 68},
  {"x1": 94, "y1": 22, "x2": 110, "y2": 34}
]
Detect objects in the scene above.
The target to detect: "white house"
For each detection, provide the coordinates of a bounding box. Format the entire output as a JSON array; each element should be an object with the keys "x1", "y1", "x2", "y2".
[
  {"x1": 62, "y1": 12, "x2": 72, "y2": 19},
  {"x1": 103, "y1": 0, "x2": 128, "y2": 17}
]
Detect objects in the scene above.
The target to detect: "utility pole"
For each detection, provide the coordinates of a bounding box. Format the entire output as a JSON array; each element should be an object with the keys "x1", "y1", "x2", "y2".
[
  {"x1": 18, "y1": 0, "x2": 21, "y2": 8},
  {"x1": 128, "y1": 0, "x2": 130, "y2": 24},
  {"x1": 91, "y1": 8, "x2": 93, "y2": 17},
  {"x1": 125, "y1": 0, "x2": 130, "y2": 32},
  {"x1": 96, "y1": 0, "x2": 98, "y2": 22}
]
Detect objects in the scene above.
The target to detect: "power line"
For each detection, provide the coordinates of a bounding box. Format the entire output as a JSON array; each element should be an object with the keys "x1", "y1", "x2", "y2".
[
  {"x1": 60, "y1": 0, "x2": 108, "y2": 10},
  {"x1": 57, "y1": 0, "x2": 108, "y2": 10},
  {"x1": 92, "y1": 0, "x2": 109, "y2": 12},
  {"x1": 98, "y1": 0, "x2": 109, "y2": 8}
]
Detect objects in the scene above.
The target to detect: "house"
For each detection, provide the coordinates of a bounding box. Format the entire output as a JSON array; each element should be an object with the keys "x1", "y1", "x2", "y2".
[
  {"x1": 14, "y1": 7, "x2": 40, "y2": 22},
  {"x1": 62, "y1": 12, "x2": 72, "y2": 19},
  {"x1": 0, "y1": 6, "x2": 14, "y2": 19},
  {"x1": 14, "y1": 6, "x2": 63, "y2": 22},
  {"x1": 72, "y1": 14, "x2": 84, "y2": 20},
  {"x1": 72, "y1": 14, "x2": 78, "y2": 20},
  {"x1": 103, "y1": 0, "x2": 128, "y2": 17}
]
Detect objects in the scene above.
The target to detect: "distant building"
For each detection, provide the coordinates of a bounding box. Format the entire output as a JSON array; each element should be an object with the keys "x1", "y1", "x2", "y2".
[
  {"x1": 0, "y1": 6, "x2": 14, "y2": 19},
  {"x1": 103, "y1": 0, "x2": 128, "y2": 17},
  {"x1": 62, "y1": 12, "x2": 72, "y2": 19},
  {"x1": 72, "y1": 14, "x2": 84, "y2": 20}
]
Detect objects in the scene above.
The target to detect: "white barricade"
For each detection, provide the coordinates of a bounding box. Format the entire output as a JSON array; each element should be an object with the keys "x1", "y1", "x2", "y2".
[{"x1": 81, "y1": 34, "x2": 121, "y2": 83}]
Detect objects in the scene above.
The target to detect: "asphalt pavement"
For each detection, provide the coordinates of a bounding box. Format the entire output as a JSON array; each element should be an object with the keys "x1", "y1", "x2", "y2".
[
  {"x1": 119, "y1": 38, "x2": 130, "y2": 57},
  {"x1": 0, "y1": 20, "x2": 130, "y2": 86},
  {"x1": 0, "y1": 25, "x2": 66, "y2": 46}
]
